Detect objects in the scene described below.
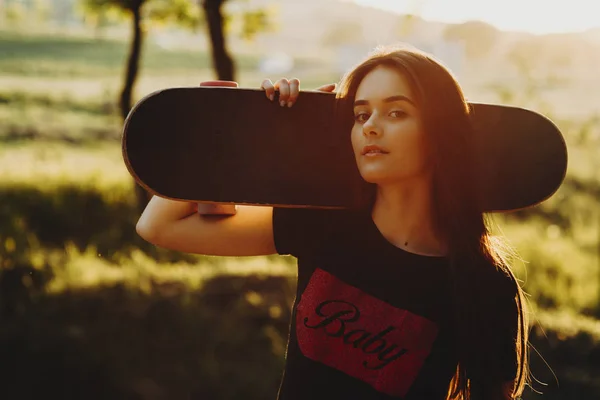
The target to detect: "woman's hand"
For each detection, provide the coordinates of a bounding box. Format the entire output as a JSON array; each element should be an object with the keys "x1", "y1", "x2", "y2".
[{"x1": 261, "y1": 78, "x2": 336, "y2": 108}]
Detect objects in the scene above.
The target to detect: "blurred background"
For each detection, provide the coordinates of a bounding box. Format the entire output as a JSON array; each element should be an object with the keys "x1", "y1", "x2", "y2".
[{"x1": 0, "y1": 0, "x2": 599, "y2": 399}]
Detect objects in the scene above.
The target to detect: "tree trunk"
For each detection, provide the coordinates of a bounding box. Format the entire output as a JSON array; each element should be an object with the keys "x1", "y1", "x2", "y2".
[
  {"x1": 202, "y1": 0, "x2": 235, "y2": 80},
  {"x1": 120, "y1": 1, "x2": 150, "y2": 214},
  {"x1": 120, "y1": 1, "x2": 143, "y2": 120}
]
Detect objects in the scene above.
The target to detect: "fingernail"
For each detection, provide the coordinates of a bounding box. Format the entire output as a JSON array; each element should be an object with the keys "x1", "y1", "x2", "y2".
[
  {"x1": 269, "y1": 94, "x2": 274, "y2": 101},
  {"x1": 280, "y1": 100, "x2": 286, "y2": 107},
  {"x1": 287, "y1": 101, "x2": 293, "y2": 108}
]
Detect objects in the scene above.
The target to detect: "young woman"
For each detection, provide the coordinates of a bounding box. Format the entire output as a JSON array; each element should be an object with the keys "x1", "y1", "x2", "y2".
[{"x1": 136, "y1": 45, "x2": 529, "y2": 400}]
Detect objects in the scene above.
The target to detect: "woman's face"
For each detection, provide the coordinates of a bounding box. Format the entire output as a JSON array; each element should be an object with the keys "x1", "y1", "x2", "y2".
[{"x1": 350, "y1": 65, "x2": 431, "y2": 185}]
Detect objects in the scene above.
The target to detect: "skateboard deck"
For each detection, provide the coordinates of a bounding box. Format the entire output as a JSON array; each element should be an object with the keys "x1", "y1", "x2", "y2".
[{"x1": 122, "y1": 87, "x2": 567, "y2": 212}]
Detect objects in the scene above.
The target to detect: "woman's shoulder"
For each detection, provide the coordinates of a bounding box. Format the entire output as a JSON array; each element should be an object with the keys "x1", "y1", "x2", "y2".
[
  {"x1": 273, "y1": 206, "x2": 363, "y2": 226},
  {"x1": 272, "y1": 207, "x2": 365, "y2": 257}
]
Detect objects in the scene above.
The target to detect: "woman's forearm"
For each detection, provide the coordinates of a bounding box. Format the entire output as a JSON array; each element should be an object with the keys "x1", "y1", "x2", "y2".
[
  {"x1": 137, "y1": 196, "x2": 198, "y2": 234},
  {"x1": 136, "y1": 196, "x2": 237, "y2": 238}
]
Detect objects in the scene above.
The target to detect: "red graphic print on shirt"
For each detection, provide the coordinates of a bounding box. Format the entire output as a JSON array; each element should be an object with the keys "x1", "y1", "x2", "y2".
[{"x1": 296, "y1": 268, "x2": 439, "y2": 398}]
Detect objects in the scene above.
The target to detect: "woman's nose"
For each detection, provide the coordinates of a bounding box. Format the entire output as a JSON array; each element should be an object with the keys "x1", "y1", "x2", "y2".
[{"x1": 363, "y1": 116, "x2": 381, "y2": 136}]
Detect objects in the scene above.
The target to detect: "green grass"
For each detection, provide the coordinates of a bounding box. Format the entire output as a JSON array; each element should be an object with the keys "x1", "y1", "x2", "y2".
[
  {"x1": 0, "y1": 141, "x2": 129, "y2": 188},
  {"x1": 28, "y1": 241, "x2": 294, "y2": 295},
  {"x1": 0, "y1": 31, "x2": 260, "y2": 77}
]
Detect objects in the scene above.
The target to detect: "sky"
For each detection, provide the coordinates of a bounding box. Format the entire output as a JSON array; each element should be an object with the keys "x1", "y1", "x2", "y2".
[{"x1": 352, "y1": 0, "x2": 600, "y2": 35}]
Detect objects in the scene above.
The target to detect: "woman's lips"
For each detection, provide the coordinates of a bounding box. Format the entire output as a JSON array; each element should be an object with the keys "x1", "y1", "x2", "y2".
[{"x1": 362, "y1": 145, "x2": 389, "y2": 156}]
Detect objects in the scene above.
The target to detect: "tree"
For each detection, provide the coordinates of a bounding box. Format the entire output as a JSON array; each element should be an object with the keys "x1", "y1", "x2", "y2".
[
  {"x1": 201, "y1": 0, "x2": 273, "y2": 80},
  {"x1": 81, "y1": 0, "x2": 201, "y2": 212},
  {"x1": 201, "y1": 0, "x2": 234, "y2": 80},
  {"x1": 83, "y1": 0, "x2": 201, "y2": 119}
]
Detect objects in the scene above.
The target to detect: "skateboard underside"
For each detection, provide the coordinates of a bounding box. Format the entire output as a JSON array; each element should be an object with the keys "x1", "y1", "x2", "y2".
[{"x1": 122, "y1": 87, "x2": 567, "y2": 212}]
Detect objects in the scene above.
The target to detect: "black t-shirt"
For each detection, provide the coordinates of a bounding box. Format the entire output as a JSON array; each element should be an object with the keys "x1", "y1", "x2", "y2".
[{"x1": 272, "y1": 207, "x2": 518, "y2": 400}]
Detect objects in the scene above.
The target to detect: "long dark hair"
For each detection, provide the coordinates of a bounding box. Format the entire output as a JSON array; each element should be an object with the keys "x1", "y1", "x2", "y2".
[{"x1": 335, "y1": 44, "x2": 530, "y2": 399}]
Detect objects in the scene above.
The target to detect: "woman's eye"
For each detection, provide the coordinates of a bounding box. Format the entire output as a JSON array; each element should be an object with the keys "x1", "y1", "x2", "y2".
[
  {"x1": 354, "y1": 112, "x2": 370, "y2": 123},
  {"x1": 389, "y1": 110, "x2": 406, "y2": 118}
]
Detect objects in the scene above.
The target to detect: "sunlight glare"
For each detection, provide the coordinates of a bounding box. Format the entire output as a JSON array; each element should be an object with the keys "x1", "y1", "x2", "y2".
[{"x1": 353, "y1": 0, "x2": 600, "y2": 34}]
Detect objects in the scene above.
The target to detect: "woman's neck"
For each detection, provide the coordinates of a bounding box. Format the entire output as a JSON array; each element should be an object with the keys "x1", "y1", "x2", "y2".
[{"x1": 371, "y1": 176, "x2": 447, "y2": 257}]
